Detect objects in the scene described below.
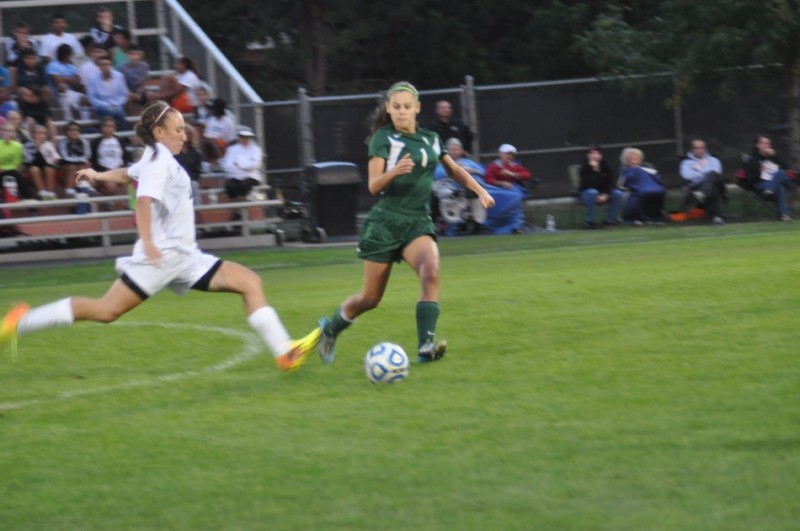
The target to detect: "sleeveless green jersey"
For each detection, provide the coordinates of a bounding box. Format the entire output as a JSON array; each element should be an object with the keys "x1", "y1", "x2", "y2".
[{"x1": 368, "y1": 124, "x2": 444, "y2": 214}]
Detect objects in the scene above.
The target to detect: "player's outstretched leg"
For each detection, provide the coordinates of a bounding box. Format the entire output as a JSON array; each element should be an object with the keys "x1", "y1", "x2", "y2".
[
  {"x1": 276, "y1": 327, "x2": 322, "y2": 372},
  {"x1": 0, "y1": 302, "x2": 30, "y2": 359}
]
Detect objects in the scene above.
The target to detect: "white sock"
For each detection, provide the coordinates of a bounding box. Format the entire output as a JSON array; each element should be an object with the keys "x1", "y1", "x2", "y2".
[
  {"x1": 18, "y1": 298, "x2": 74, "y2": 336},
  {"x1": 247, "y1": 306, "x2": 292, "y2": 358}
]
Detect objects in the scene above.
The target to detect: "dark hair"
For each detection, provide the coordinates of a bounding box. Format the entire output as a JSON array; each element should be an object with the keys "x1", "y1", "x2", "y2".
[
  {"x1": 177, "y1": 56, "x2": 197, "y2": 73},
  {"x1": 587, "y1": 144, "x2": 602, "y2": 153},
  {"x1": 112, "y1": 28, "x2": 131, "y2": 40},
  {"x1": 66, "y1": 121, "x2": 81, "y2": 132},
  {"x1": 14, "y1": 22, "x2": 30, "y2": 31},
  {"x1": 211, "y1": 97, "x2": 226, "y2": 117},
  {"x1": 20, "y1": 48, "x2": 37, "y2": 58},
  {"x1": 128, "y1": 44, "x2": 142, "y2": 53},
  {"x1": 51, "y1": 13, "x2": 66, "y2": 21},
  {"x1": 135, "y1": 101, "x2": 175, "y2": 147},
  {"x1": 56, "y1": 43, "x2": 73, "y2": 62}
]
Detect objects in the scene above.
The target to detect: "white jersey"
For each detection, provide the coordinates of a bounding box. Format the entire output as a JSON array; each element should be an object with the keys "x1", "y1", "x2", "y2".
[{"x1": 127, "y1": 143, "x2": 197, "y2": 256}]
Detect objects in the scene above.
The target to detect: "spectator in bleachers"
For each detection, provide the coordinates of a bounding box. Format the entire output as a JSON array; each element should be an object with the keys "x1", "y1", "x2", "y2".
[
  {"x1": 119, "y1": 44, "x2": 149, "y2": 94},
  {"x1": 90, "y1": 117, "x2": 129, "y2": 197},
  {"x1": 202, "y1": 97, "x2": 237, "y2": 161},
  {"x1": 428, "y1": 100, "x2": 474, "y2": 153},
  {"x1": 90, "y1": 6, "x2": 123, "y2": 51},
  {"x1": 174, "y1": 57, "x2": 202, "y2": 111},
  {"x1": 78, "y1": 41, "x2": 107, "y2": 89},
  {"x1": 0, "y1": 64, "x2": 10, "y2": 92},
  {"x1": 110, "y1": 28, "x2": 133, "y2": 68},
  {"x1": 0, "y1": 87, "x2": 17, "y2": 119},
  {"x1": 23, "y1": 125, "x2": 61, "y2": 200},
  {"x1": 175, "y1": 124, "x2": 205, "y2": 223},
  {"x1": 15, "y1": 49, "x2": 53, "y2": 104},
  {"x1": 4, "y1": 22, "x2": 39, "y2": 69},
  {"x1": 5, "y1": 110, "x2": 30, "y2": 144},
  {"x1": 193, "y1": 85, "x2": 212, "y2": 124},
  {"x1": 87, "y1": 56, "x2": 130, "y2": 131},
  {"x1": 679, "y1": 138, "x2": 726, "y2": 225},
  {"x1": 221, "y1": 126, "x2": 264, "y2": 201},
  {"x1": 0, "y1": 123, "x2": 30, "y2": 199},
  {"x1": 46, "y1": 44, "x2": 91, "y2": 121},
  {"x1": 17, "y1": 86, "x2": 58, "y2": 140},
  {"x1": 619, "y1": 147, "x2": 666, "y2": 224},
  {"x1": 579, "y1": 145, "x2": 623, "y2": 228},
  {"x1": 484, "y1": 143, "x2": 533, "y2": 197},
  {"x1": 742, "y1": 134, "x2": 794, "y2": 221},
  {"x1": 58, "y1": 121, "x2": 92, "y2": 196},
  {"x1": 39, "y1": 13, "x2": 86, "y2": 66}
]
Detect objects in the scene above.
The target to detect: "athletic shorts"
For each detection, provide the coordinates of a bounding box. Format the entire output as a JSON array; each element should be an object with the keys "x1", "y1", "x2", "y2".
[
  {"x1": 357, "y1": 205, "x2": 437, "y2": 263},
  {"x1": 115, "y1": 248, "x2": 222, "y2": 299}
]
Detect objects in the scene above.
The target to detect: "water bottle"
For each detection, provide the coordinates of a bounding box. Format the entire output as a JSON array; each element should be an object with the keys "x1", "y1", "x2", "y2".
[
  {"x1": 3, "y1": 175, "x2": 18, "y2": 203},
  {"x1": 75, "y1": 182, "x2": 90, "y2": 215},
  {"x1": 546, "y1": 214, "x2": 556, "y2": 232}
]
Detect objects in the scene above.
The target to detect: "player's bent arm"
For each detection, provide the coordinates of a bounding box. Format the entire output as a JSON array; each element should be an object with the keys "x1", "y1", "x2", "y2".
[
  {"x1": 443, "y1": 154, "x2": 496, "y2": 209},
  {"x1": 368, "y1": 154, "x2": 413, "y2": 195},
  {"x1": 76, "y1": 167, "x2": 132, "y2": 186},
  {"x1": 135, "y1": 195, "x2": 161, "y2": 264}
]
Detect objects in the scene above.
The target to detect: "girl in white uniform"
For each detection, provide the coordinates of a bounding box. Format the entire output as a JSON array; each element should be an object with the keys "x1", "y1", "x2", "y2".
[{"x1": 0, "y1": 102, "x2": 320, "y2": 372}]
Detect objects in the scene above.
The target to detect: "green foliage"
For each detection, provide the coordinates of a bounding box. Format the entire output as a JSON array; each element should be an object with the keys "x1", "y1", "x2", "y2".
[{"x1": 2, "y1": 223, "x2": 800, "y2": 529}]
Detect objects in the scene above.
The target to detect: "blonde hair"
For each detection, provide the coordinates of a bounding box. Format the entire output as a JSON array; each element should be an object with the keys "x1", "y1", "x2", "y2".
[{"x1": 620, "y1": 147, "x2": 644, "y2": 166}]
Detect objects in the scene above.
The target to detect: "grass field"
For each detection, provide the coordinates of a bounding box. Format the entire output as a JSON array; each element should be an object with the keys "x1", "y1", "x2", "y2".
[{"x1": 1, "y1": 222, "x2": 799, "y2": 530}]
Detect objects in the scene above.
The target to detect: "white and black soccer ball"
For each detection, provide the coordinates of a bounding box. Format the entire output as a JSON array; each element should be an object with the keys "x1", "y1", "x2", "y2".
[{"x1": 364, "y1": 342, "x2": 409, "y2": 384}]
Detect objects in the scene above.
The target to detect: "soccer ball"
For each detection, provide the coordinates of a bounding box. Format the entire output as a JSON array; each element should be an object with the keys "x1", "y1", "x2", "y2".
[{"x1": 364, "y1": 342, "x2": 409, "y2": 384}]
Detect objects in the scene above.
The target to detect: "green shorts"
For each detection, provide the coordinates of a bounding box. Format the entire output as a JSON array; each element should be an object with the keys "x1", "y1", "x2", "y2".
[{"x1": 357, "y1": 205, "x2": 437, "y2": 263}]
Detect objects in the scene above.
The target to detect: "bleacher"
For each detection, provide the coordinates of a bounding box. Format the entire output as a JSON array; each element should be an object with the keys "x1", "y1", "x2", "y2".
[{"x1": 0, "y1": 0, "x2": 277, "y2": 264}]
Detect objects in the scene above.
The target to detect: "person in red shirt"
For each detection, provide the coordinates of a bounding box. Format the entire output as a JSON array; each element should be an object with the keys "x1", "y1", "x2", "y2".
[{"x1": 484, "y1": 143, "x2": 533, "y2": 197}]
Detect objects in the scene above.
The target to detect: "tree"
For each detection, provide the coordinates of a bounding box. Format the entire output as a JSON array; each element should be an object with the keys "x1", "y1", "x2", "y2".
[{"x1": 579, "y1": 0, "x2": 800, "y2": 164}]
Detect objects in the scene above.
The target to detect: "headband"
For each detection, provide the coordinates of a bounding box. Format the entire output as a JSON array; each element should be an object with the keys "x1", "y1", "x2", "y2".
[
  {"x1": 148, "y1": 105, "x2": 171, "y2": 130},
  {"x1": 388, "y1": 84, "x2": 419, "y2": 101}
]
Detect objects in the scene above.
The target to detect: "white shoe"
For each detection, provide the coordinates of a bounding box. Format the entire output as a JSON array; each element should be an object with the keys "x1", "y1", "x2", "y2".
[
  {"x1": 246, "y1": 190, "x2": 266, "y2": 201},
  {"x1": 712, "y1": 216, "x2": 724, "y2": 225}
]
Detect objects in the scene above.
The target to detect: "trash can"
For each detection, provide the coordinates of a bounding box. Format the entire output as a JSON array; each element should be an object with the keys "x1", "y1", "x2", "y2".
[{"x1": 305, "y1": 162, "x2": 361, "y2": 237}]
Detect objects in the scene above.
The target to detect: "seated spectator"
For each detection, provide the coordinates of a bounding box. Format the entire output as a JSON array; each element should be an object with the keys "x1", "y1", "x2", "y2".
[
  {"x1": 39, "y1": 13, "x2": 86, "y2": 66},
  {"x1": 579, "y1": 145, "x2": 623, "y2": 228},
  {"x1": 119, "y1": 44, "x2": 149, "y2": 113},
  {"x1": 0, "y1": 87, "x2": 17, "y2": 120},
  {"x1": 89, "y1": 6, "x2": 123, "y2": 51},
  {"x1": 0, "y1": 122, "x2": 31, "y2": 199},
  {"x1": 175, "y1": 124, "x2": 205, "y2": 223},
  {"x1": 15, "y1": 49, "x2": 53, "y2": 104},
  {"x1": 5, "y1": 110, "x2": 30, "y2": 144},
  {"x1": 78, "y1": 41, "x2": 106, "y2": 89},
  {"x1": 45, "y1": 44, "x2": 91, "y2": 121},
  {"x1": 58, "y1": 121, "x2": 92, "y2": 195},
  {"x1": 144, "y1": 56, "x2": 201, "y2": 114},
  {"x1": 202, "y1": 97, "x2": 237, "y2": 160},
  {"x1": 90, "y1": 117, "x2": 129, "y2": 197},
  {"x1": 434, "y1": 138, "x2": 526, "y2": 235},
  {"x1": 484, "y1": 143, "x2": 533, "y2": 197},
  {"x1": 4, "y1": 22, "x2": 39, "y2": 69},
  {"x1": 87, "y1": 56, "x2": 130, "y2": 130},
  {"x1": 193, "y1": 85, "x2": 212, "y2": 124},
  {"x1": 22, "y1": 125, "x2": 61, "y2": 200},
  {"x1": 679, "y1": 138, "x2": 726, "y2": 225},
  {"x1": 0, "y1": 64, "x2": 10, "y2": 92},
  {"x1": 619, "y1": 147, "x2": 666, "y2": 224},
  {"x1": 741, "y1": 134, "x2": 794, "y2": 221},
  {"x1": 221, "y1": 127, "x2": 264, "y2": 201},
  {"x1": 17, "y1": 86, "x2": 58, "y2": 140},
  {"x1": 110, "y1": 28, "x2": 133, "y2": 68},
  {"x1": 428, "y1": 100, "x2": 474, "y2": 153}
]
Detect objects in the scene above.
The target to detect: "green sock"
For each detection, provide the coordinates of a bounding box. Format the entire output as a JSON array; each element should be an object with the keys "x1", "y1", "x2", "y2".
[
  {"x1": 325, "y1": 307, "x2": 353, "y2": 337},
  {"x1": 416, "y1": 301, "x2": 440, "y2": 350}
]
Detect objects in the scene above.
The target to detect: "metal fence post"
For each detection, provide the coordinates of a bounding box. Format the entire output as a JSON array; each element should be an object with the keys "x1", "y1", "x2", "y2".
[
  {"x1": 155, "y1": 0, "x2": 169, "y2": 71},
  {"x1": 464, "y1": 75, "x2": 479, "y2": 156},
  {"x1": 298, "y1": 87, "x2": 315, "y2": 166},
  {"x1": 673, "y1": 76, "x2": 684, "y2": 157}
]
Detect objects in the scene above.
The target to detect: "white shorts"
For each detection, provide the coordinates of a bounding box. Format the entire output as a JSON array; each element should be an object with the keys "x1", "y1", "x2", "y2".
[{"x1": 115, "y1": 248, "x2": 221, "y2": 298}]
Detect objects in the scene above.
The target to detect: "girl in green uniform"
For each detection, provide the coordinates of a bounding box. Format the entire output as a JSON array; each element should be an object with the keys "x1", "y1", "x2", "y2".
[{"x1": 317, "y1": 81, "x2": 495, "y2": 363}]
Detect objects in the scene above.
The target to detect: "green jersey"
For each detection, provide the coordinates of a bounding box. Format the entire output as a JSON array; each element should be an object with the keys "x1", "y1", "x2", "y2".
[
  {"x1": 368, "y1": 124, "x2": 444, "y2": 214},
  {"x1": 0, "y1": 139, "x2": 23, "y2": 171}
]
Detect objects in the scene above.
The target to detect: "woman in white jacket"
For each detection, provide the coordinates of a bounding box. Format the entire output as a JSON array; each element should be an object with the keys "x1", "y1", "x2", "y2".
[{"x1": 221, "y1": 127, "x2": 264, "y2": 200}]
